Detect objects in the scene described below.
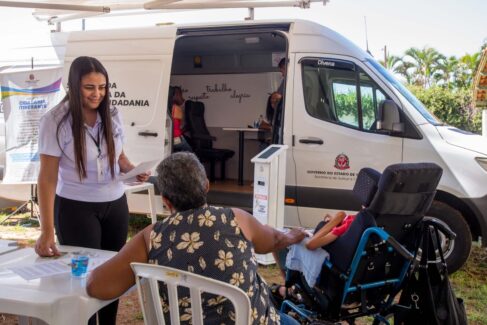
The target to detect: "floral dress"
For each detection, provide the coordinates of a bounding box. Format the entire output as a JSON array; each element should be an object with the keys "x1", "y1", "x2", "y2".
[{"x1": 148, "y1": 206, "x2": 280, "y2": 325}]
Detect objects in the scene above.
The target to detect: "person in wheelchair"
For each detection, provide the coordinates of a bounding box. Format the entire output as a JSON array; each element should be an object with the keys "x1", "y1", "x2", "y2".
[
  {"x1": 272, "y1": 169, "x2": 379, "y2": 303},
  {"x1": 276, "y1": 163, "x2": 444, "y2": 324},
  {"x1": 306, "y1": 210, "x2": 357, "y2": 251}
]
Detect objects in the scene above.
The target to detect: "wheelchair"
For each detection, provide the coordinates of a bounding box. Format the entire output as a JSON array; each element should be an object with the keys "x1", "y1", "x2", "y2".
[{"x1": 279, "y1": 163, "x2": 446, "y2": 325}]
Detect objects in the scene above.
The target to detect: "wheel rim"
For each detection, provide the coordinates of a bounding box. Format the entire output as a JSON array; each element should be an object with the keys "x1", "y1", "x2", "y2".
[{"x1": 416, "y1": 218, "x2": 455, "y2": 263}]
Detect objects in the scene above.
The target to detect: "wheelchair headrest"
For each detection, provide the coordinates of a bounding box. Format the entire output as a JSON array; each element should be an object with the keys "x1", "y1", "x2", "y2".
[
  {"x1": 368, "y1": 163, "x2": 443, "y2": 216},
  {"x1": 352, "y1": 167, "x2": 381, "y2": 207}
]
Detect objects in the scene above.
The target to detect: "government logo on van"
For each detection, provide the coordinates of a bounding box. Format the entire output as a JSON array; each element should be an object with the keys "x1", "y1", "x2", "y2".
[{"x1": 334, "y1": 153, "x2": 350, "y2": 170}]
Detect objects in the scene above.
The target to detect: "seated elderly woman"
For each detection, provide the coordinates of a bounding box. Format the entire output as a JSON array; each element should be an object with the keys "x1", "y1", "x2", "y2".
[{"x1": 87, "y1": 152, "x2": 306, "y2": 325}]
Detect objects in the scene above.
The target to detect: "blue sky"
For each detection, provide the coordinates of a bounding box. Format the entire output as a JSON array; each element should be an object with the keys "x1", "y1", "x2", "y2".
[{"x1": 0, "y1": 0, "x2": 485, "y2": 61}]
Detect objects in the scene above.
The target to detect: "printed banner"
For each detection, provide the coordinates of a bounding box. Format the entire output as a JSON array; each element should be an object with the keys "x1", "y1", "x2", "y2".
[{"x1": 0, "y1": 67, "x2": 64, "y2": 184}]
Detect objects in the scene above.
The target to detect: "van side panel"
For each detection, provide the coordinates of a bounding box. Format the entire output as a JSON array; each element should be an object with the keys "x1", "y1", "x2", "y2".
[{"x1": 64, "y1": 27, "x2": 177, "y2": 164}]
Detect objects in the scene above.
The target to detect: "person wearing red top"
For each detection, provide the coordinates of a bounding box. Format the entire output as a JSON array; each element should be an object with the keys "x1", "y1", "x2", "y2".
[
  {"x1": 171, "y1": 86, "x2": 192, "y2": 152},
  {"x1": 271, "y1": 210, "x2": 356, "y2": 298},
  {"x1": 306, "y1": 211, "x2": 356, "y2": 250}
]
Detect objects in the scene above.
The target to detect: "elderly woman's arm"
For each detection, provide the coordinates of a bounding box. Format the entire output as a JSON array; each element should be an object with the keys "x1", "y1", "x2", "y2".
[
  {"x1": 86, "y1": 225, "x2": 153, "y2": 300},
  {"x1": 232, "y1": 208, "x2": 306, "y2": 254}
]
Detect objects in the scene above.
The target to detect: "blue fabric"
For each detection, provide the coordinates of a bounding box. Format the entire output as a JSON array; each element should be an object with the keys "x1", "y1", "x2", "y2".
[
  {"x1": 279, "y1": 312, "x2": 300, "y2": 325},
  {"x1": 285, "y1": 239, "x2": 329, "y2": 287}
]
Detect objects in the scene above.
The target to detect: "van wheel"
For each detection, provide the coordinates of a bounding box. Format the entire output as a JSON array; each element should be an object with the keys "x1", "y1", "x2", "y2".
[{"x1": 426, "y1": 201, "x2": 471, "y2": 273}]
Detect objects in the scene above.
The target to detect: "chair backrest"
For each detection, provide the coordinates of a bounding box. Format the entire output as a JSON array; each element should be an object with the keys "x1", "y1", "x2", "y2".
[
  {"x1": 369, "y1": 162, "x2": 443, "y2": 244},
  {"x1": 185, "y1": 100, "x2": 213, "y2": 149},
  {"x1": 131, "y1": 263, "x2": 251, "y2": 325}
]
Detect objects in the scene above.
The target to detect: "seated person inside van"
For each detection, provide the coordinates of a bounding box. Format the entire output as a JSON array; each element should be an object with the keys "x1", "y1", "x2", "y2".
[
  {"x1": 171, "y1": 86, "x2": 192, "y2": 152},
  {"x1": 276, "y1": 57, "x2": 287, "y2": 95}
]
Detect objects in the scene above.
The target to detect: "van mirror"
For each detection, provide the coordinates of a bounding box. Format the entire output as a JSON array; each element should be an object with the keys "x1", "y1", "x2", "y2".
[{"x1": 377, "y1": 100, "x2": 404, "y2": 134}]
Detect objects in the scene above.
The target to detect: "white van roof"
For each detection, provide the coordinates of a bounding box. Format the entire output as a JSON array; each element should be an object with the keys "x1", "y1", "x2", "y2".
[{"x1": 67, "y1": 19, "x2": 372, "y2": 62}]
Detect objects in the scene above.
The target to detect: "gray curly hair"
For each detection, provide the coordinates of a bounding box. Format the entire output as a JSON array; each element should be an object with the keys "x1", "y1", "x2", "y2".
[{"x1": 156, "y1": 152, "x2": 208, "y2": 211}]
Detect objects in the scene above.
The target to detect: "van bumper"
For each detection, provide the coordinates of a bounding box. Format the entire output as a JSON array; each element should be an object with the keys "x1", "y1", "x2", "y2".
[{"x1": 463, "y1": 195, "x2": 487, "y2": 246}]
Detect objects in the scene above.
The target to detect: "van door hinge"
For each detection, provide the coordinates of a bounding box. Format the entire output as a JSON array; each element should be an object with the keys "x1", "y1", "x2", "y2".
[{"x1": 292, "y1": 135, "x2": 295, "y2": 146}]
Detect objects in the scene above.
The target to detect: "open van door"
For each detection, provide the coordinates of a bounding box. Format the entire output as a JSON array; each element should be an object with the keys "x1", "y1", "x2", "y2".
[
  {"x1": 291, "y1": 55, "x2": 403, "y2": 226},
  {"x1": 64, "y1": 26, "x2": 177, "y2": 163}
]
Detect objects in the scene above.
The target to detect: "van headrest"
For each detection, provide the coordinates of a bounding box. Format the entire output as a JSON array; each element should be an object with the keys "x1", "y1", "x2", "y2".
[
  {"x1": 352, "y1": 167, "x2": 381, "y2": 207},
  {"x1": 368, "y1": 163, "x2": 443, "y2": 216}
]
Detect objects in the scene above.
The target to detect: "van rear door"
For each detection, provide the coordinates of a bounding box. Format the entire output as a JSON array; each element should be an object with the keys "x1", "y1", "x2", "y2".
[
  {"x1": 291, "y1": 55, "x2": 403, "y2": 226},
  {"x1": 64, "y1": 26, "x2": 177, "y2": 163}
]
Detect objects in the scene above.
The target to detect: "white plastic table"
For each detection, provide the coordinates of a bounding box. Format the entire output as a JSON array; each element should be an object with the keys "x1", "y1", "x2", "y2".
[
  {"x1": 0, "y1": 245, "x2": 117, "y2": 325},
  {"x1": 0, "y1": 239, "x2": 18, "y2": 255}
]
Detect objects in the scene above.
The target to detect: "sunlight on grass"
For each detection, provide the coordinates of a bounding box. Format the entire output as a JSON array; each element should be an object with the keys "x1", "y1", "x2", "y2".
[{"x1": 450, "y1": 244, "x2": 487, "y2": 325}]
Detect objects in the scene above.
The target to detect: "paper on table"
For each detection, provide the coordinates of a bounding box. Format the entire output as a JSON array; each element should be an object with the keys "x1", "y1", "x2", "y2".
[
  {"x1": 118, "y1": 159, "x2": 160, "y2": 181},
  {"x1": 7, "y1": 257, "x2": 110, "y2": 280},
  {"x1": 8, "y1": 261, "x2": 71, "y2": 280}
]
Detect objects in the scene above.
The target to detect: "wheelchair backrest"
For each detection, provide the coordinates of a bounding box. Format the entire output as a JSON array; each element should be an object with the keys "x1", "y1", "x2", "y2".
[{"x1": 369, "y1": 162, "x2": 443, "y2": 245}]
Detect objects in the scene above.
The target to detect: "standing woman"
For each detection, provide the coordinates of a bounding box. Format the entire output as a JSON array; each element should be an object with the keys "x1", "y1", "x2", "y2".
[{"x1": 35, "y1": 56, "x2": 148, "y2": 324}]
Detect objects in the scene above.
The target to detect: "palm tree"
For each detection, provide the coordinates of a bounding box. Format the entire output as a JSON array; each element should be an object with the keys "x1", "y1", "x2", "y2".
[
  {"x1": 404, "y1": 47, "x2": 445, "y2": 88},
  {"x1": 394, "y1": 60, "x2": 415, "y2": 84},
  {"x1": 455, "y1": 52, "x2": 481, "y2": 88},
  {"x1": 436, "y1": 56, "x2": 459, "y2": 88},
  {"x1": 379, "y1": 55, "x2": 402, "y2": 71}
]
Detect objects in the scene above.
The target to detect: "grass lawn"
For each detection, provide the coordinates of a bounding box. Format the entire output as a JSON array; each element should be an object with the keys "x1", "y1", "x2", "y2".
[{"x1": 1, "y1": 213, "x2": 486, "y2": 324}]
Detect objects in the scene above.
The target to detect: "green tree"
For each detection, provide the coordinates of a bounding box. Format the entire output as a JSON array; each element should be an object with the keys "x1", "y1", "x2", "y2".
[
  {"x1": 409, "y1": 85, "x2": 481, "y2": 133},
  {"x1": 455, "y1": 52, "x2": 481, "y2": 88},
  {"x1": 435, "y1": 56, "x2": 458, "y2": 88},
  {"x1": 379, "y1": 55, "x2": 402, "y2": 71},
  {"x1": 404, "y1": 47, "x2": 445, "y2": 88},
  {"x1": 394, "y1": 60, "x2": 415, "y2": 84}
]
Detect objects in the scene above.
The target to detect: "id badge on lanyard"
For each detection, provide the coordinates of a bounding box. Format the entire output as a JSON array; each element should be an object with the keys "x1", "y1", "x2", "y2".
[
  {"x1": 96, "y1": 156, "x2": 104, "y2": 182},
  {"x1": 87, "y1": 126, "x2": 104, "y2": 183}
]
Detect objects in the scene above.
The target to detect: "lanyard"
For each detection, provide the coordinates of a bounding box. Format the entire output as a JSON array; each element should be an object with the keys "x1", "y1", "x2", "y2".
[{"x1": 86, "y1": 126, "x2": 101, "y2": 158}]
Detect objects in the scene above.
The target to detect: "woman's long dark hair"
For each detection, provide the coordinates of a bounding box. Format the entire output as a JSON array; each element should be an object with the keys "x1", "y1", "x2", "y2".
[
  {"x1": 57, "y1": 56, "x2": 116, "y2": 180},
  {"x1": 266, "y1": 94, "x2": 274, "y2": 124}
]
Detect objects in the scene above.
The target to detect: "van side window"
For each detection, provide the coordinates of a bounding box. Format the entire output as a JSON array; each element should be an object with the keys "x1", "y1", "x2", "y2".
[{"x1": 301, "y1": 58, "x2": 389, "y2": 131}]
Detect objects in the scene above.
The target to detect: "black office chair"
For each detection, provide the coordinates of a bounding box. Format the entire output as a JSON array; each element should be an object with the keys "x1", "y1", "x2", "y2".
[{"x1": 184, "y1": 100, "x2": 234, "y2": 182}]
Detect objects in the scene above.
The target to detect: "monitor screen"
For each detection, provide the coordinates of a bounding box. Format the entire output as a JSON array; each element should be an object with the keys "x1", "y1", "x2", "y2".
[{"x1": 258, "y1": 146, "x2": 280, "y2": 159}]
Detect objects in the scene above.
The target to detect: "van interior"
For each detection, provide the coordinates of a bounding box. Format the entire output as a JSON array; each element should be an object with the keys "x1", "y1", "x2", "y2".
[{"x1": 169, "y1": 26, "x2": 288, "y2": 209}]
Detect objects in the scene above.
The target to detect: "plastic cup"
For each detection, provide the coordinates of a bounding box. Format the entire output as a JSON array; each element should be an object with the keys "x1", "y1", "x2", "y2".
[{"x1": 71, "y1": 254, "x2": 89, "y2": 278}]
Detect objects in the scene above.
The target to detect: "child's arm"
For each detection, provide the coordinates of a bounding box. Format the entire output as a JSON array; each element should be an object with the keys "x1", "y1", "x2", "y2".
[
  {"x1": 306, "y1": 232, "x2": 339, "y2": 250},
  {"x1": 306, "y1": 211, "x2": 346, "y2": 250}
]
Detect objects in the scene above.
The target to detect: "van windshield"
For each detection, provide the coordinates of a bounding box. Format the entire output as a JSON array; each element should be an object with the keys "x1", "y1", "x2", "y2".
[{"x1": 366, "y1": 58, "x2": 442, "y2": 126}]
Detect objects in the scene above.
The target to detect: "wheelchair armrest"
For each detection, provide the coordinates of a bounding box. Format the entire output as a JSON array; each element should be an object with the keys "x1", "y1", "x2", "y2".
[
  {"x1": 386, "y1": 236, "x2": 414, "y2": 261},
  {"x1": 422, "y1": 216, "x2": 456, "y2": 240},
  {"x1": 192, "y1": 133, "x2": 216, "y2": 141}
]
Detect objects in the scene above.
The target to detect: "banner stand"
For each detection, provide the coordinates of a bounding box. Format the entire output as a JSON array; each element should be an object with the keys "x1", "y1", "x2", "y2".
[
  {"x1": 0, "y1": 66, "x2": 64, "y2": 225},
  {"x1": 0, "y1": 184, "x2": 39, "y2": 226}
]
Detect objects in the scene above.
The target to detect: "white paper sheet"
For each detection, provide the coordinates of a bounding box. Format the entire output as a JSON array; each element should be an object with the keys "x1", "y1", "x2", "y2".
[
  {"x1": 8, "y1": 257, "x2": 110, "y2": 280},
  {"x1": 8, "y1": 261, "x2": 71, "y2": 280},
  {"x1": 118, "y1": 159, "x2": 160, "y2": 181}
]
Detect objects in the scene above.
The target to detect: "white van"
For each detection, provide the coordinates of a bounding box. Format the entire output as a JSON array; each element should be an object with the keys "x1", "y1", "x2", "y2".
[{"x1": 2, "y1": 19, "x2": 487, "y2": 272}]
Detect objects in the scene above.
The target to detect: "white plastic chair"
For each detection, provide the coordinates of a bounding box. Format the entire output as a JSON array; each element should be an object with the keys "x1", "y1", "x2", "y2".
[{"x1": 130, "y1": 263, "x2": 251, "y2": 325}]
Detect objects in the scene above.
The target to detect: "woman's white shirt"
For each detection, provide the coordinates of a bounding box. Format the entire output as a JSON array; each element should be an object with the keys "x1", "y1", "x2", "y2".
[{"x1": 38, "y1": 101, "x2": 125, "y2": 202}]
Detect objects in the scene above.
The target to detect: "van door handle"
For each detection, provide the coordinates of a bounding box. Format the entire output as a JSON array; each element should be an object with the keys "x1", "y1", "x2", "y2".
[
  {"x1": 138, "y1": 131, "x2": 158, "y2": 137},
  {"x1": 299, "y1": 138, "x2": 324, "y2": 145}
]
